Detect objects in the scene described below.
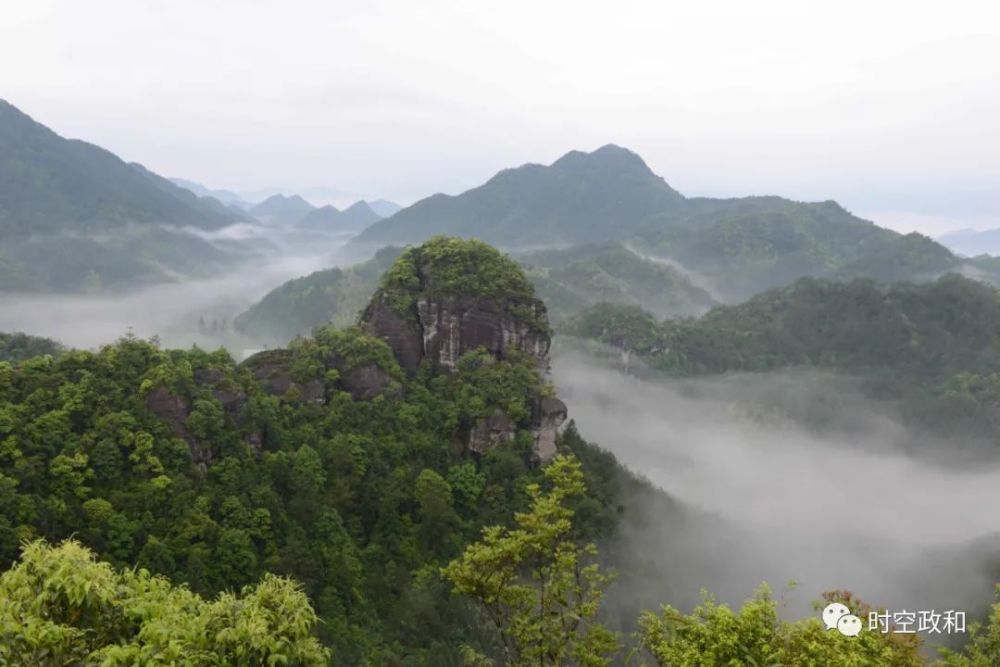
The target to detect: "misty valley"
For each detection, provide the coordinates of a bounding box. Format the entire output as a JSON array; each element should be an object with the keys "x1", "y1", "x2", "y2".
[{"x1": 4, "y1": 96, "x2": 1000, "y2": 667}]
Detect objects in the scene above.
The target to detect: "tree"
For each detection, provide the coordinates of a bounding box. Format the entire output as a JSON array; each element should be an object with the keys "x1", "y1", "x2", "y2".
[
  {"x1": 442, "y1": 455, "x2": 618, "y2": 666},
  {"x1": 0, "y1": 539, "x2": 329, "y2": 666},
  {"x1": 637, "y1": 587, "x2": 923, "y2": 667}
]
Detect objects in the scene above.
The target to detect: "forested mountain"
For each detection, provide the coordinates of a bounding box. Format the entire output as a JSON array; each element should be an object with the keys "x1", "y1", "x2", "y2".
[
  {"x1": 353, "y1": 145, "x2": 967, "y2": 299},
  {"x1": 0, "y1": 100, "x2": 244, "y2": 236},
  {"x1": 566, "y1": 273, "x2": 1000, "y2": 441},
  {"x1": 233, "y1": 241, "x2": 715, "y2": 345},
  {"x1": 0, "y1": 100, "x2": 262, "y2": 292},
  {"x1": 234, "y1": 246, "x2": 404, "y2": 343},
  {"x1": 250, "y1": 193, "x2": 316, "y2": 224},
  {"x1": 354, "y1": 144, "x2": 685, "y2": 247},
  {"x1": 297, "y1": 200, "x2": 383, "y2": 232},
  {"x1": 2, "y1": 238, "x2": 997, "y2": 665}
]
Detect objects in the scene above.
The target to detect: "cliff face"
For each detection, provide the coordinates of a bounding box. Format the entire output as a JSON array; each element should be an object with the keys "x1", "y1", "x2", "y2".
[{"x1": 361, "y1": 237, "x2": 567, "y2": 461}]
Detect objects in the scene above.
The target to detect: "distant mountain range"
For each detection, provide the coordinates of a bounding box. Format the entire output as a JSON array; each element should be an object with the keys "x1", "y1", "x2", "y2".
[
  {"x1": 297, "y1": 201, "x2": 383, "y2": 232},
  {"x1": 354, "y1": 144, "x2": 976, "y2": 300},
  {"x1": 168, "y1": 178, "x2": 250, "y2": 209},
  {"x1": 0, "y1": 100, "x2": 261, "y2": 291},
  {"x1": 250, "y1": 194, "x2": 316, "y2": 225},
  {"x1": 938, "y1": 228, "x2": 1000, "y2": 257}
]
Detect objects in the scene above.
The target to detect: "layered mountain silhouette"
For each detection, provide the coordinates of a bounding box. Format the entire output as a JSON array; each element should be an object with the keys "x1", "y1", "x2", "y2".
[
  {"x1": 250, "y1": 194, "x2": 316, "y2": 225},
  {"x1": 352, "y1": 144, "x2": 969, "y2": 299},
  {"x1": 297, "y1": 201, "x2": 382, "y2": 232},
  {"x1": 0, "y1": 100, "x2": 256, "y2": 291}
]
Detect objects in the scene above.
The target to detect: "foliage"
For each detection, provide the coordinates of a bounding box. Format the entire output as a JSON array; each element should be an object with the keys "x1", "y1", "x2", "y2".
[
  {"x1": 442, "y1": 455, "x2": 619, "y2": 666},
  {"x1": 234, "y1": 247, "x2": 405, "y2": 344},
  {"x1": 637, "y1": 587, "x2": 923, "y2": 666},
  {"x1": 0, "y1": 332, "x2": 63, "y2": 362},
  {"x1": 0, "y1": 538, "x2": 329, "y2": 666}
]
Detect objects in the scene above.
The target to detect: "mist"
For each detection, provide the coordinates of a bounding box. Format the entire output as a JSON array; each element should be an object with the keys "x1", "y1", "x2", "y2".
[
  {"x1": 0, "y1": 233, "x2": 357, "y2": 353},
  {"x1": 552, "y1": 348, "x2": 1000, "y2": 625}
]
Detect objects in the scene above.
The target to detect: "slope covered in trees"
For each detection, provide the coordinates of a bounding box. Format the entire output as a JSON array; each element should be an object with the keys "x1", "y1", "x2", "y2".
[
  {"x1": 352, "y1": 145, "x2": 967, "y2": 297},
  {"x1": 0, "y1": 100, "x2": 262, "y2": 291},
  {"x1": 234, "y1": 241, "x2": 714, "y2": 345},
  {"x1": 566, "y1": 274, "x2": 1000, "y2": 441},
  {"x1": 4, "y1": 238, "x2": 1000, "y2": 664}
]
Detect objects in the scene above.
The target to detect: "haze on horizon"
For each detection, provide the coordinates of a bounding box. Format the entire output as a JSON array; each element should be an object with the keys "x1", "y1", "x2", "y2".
[{"x1": 4, "y1": 0, "x2": 999, "y2": 235}]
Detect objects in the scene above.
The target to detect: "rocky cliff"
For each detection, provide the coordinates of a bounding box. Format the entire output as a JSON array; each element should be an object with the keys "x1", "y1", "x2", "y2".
[{"x1": 360, "y1": 237, "x2": 567, "y2": 461}]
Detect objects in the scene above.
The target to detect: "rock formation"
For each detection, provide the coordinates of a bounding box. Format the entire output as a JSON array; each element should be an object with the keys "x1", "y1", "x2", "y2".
[{"x1": 361, "y1": 237, "x2": 567, "y2": 461}]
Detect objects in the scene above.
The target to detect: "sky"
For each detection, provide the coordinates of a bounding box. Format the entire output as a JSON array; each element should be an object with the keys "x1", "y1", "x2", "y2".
[{"x1": 3, "y1": 0, "x2": 999, "y2": 235}]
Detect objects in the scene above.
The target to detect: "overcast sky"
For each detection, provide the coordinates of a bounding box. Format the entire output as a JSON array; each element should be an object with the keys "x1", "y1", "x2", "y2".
[{"x1": 4, "y1": 0, "x2": 999, "y2": 234}]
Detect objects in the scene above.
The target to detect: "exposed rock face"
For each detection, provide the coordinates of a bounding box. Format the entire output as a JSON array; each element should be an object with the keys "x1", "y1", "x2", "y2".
[
  {"x1": 342, "y1": 364, "x2": 394, "y2": 401},
  {"x1": 360, "y1": 239, "x2": 566, "y2": 462},
  {"x1": 468, "y1": 408, "x2": 517, "y2": 455},
  {"x1": 244, "y1": 350, "x2": 326, "y2": 403},
  {"x1": 145, "y1": 386, "x2": 191, "y2": 440},
  {"x1": 532, "y1": 396, "x2": 568, "y2": 463},
  {"x1": 362, "y1": 293, "x2": 551, "y2": 374},
  {"x1": 417, "y1": 295, "x2": 550, "y2": 371}
]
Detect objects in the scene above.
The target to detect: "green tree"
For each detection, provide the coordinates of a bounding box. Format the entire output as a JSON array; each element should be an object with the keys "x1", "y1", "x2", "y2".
[
  {"x1": 442, "y1": 455, "x2": 618, "y2": 666},
  {"x1": 0, "y1": 539, "x2": 329, "y2": 666}
]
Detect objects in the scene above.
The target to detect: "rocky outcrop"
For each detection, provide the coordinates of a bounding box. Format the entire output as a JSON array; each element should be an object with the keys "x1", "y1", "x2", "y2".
[
  {"x1": 360, "y1": 239, "x2": 566, "y2": 461},
  {"x1": 362, "y1": 293, "x2": 551, "y2": 375},
  {"x1": 531, "y1": 396, "x2": 567, "y2": 463},
  {"x1": 468, "y1": 408, "x2": 517, "y2": 455},
  {"x1": 244, "y1": 350, "x2": 326, "y2": 403}
]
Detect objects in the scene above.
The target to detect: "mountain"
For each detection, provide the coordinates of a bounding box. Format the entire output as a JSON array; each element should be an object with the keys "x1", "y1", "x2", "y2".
[
  {"x1": 0, "y1": 100, "x2": 245, "y2": 236},
  {"x1": 367, "y1": 198, "x2": 403, "y2": 217},
  {"x1": 233, "y1": 246, "x2": 404, "y2": 343},
  {"x1": 233, "y1": 240, "x2": 715, "y2": 345},
  {"x1": 296, "y1": 200, "x2": 382, "y2": 233},
  {"x1": 170, "y1": 177, "x2": 250, "y2": 209},
  {"x1": 354, "y1": 144, "x2": 684, "y2": 247},
  {"x1": 516, "y1": 241, "x2": 717, "y2": 322},
  {"x1": 0, "y1": 237, "x2": 689, "y2": 663},
  {"x1": 566, "y1": 273, "x2": 1000, "y2": 441},
  {"x1": 939, "y1": 228, "x2": 1000, "y2": 256},
  {"x1": 0, "y1": 100, "x2": 261, "y2": 291},
  {"x1": 352, "y1": 145, "x2": 965, "y2": 300},
  {"x1": 250, "y1": 194, "x2": 315, "y2": 224}
]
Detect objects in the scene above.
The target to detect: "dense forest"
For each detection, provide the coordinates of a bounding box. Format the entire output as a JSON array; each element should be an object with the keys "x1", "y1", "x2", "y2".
[{"x1": 4, "y1": 239, "x2": 1000, "y2": 664}]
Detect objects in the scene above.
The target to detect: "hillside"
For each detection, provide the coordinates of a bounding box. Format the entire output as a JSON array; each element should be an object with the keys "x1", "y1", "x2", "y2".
[
  {"x1": 352, "y1": 145, "x2": 964, "y2": 298},
  {"x1": 0, "y1": 100, "x2": 261, "y2": 291},
  {"x1": 0, "y1": 238, "x2": 666, "y2": 663},
  {"x1": 234, "y1": 246, "x2": 404, "y2": 343},
  {"x1": 566, "y1": 273, "x2": 1000, "y2": 440},
  {"x1": 0, "y1": 331, "x2": 62, "y2": 362},
  {"x1": 234, "y1": 241, "x2": 714, "y2": 345},
  {"x1": 354, "y1": 144, "x2": 685, "y2": 247}
]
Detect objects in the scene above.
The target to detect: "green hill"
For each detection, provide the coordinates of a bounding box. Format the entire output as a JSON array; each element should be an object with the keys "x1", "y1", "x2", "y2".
[
  {"x1": 0, "y1": 100, "x2": 256, "y2": 291},
  {"x1": 234, "y1": 241, "x2": 715, "y2": 344},
  {"x1": 353, "y1": 145, "x2": 963, "y2": 298},
  {"x1": 566, "y1": 273, "x2": 1000, "y2": 439},
  {"x1": 233, "y1": 246, "x2": 404, "y2": 343},
  {"x1": 354, "y1": 144, "x2": 685, "y2": 247}
]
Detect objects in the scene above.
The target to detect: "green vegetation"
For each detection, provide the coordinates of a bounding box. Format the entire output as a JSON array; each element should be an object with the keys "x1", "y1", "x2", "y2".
[
  {"x1": 0, "y1": 99, "x2": 253, "y2": 291},
  {"x1": 234, "y1": 247, "x2": 404, "y2": 343},
  {"x1": 354, "y1": 145, "x2": 684, "y2": 247},
  {"x1": 235, "y1": 240, "x2": 715, "y2": 346},
  {"x1": 517, "y1": 242, "x2": 716, "y2": 322},
  {"x1": 0, "y1": 539, "x2": 328, "y2": 665},
  {"x1": 634, "y1": 197, "x2": 960, "y2": 300},
  {"x1": 0, "y1": 325, "x2": 621, "y2": 663},
  {"x1": 566, "y1": 274, "x2": 1000, "y2": 440},
  {"x1": 0, "y1": 332, "x2": 63, "y2": 362}
]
